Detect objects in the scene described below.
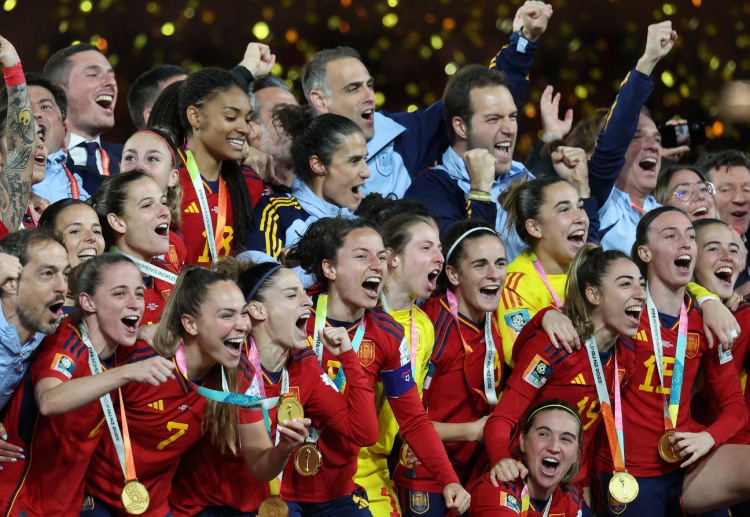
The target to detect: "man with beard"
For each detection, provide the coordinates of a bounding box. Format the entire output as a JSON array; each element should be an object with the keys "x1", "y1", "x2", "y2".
[{"x1": 0, "y1": 228, "x2": 69, "y2": 412}]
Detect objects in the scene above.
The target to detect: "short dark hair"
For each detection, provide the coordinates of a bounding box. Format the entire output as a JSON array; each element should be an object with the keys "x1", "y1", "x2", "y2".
[
  {"x1": 695, "y1": 150, "x2": 750, "y2": 181},
  {"x1": 25, "y1": 72, "x2": 68, "y2": 120},
  {"x1": 248, "y1": 75, "x2": 292, "y2": 124},
  {"x1": 302, "y1": 47, "x2": 363, "y2": 101},
  {"x1": 42, "y1": 43, "x2": 101, "y2": 87},
  {"x1": 128, "y1": 64, "x2": 187, "y2": 130},
  {"x1": 443, "y1": 64, "x2": 511, "y2": 146},
  {"x1": 0, "y1": 228, "x2": 63, "y2": 266}
]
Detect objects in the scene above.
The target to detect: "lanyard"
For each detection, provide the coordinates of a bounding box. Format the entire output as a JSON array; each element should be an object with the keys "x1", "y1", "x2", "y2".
[
  {"x1": 530, "y1": 253, "x2": 564, "y2": 310},
  {"x1": 585, "y1": 337, "x2": 626, "y2": 469},
  {"x1": 645, "y1": 286, "x2": 688, "y2": 430},
  {"x1": 445, "y1": 290, "x2": 498, "y2": 405},
  {"x1": 113, "y1": 248, "x2": 178, "y2": 285},
  {"x1": 379, "y1": 294, "x2": 418, "y2": 378},
  {"x1": 312, "y1": 294, "x2": 366, "y2": 390},
  {"x1": 174, "y1": 341, "x2": 278, "y2": 410},
  {"x1": 62, "y1": 164, "x2": 81, "y2": 199},
  {"x1": 182, "y1": 149, "x2": 228, "y2": 264},
  {"x1": 80, "y1": 323, "x2": 139, "y2": 484},
  {"x1": 520, "y1": 483, "x2": 552, "y2": 517}
]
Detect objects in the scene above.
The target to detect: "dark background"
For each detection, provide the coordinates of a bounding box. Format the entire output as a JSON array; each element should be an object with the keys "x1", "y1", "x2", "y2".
[{"x1": 3, "y1": 0, "x2": 749, "y2": 157}]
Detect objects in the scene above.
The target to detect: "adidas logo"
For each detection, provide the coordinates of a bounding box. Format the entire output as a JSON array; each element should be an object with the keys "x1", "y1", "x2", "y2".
[
  {"x1": 184, "y1": 202, "x2": 199, "y2": 214},
  {"x1": 147, "y1": 400, "x2": 164, "y2": 411},
  {"x1": 571, "y1": 373, "x2": 586, "y2": 385},
  {"x1": 635, "y1": 330, "x2": 648, "y2": 342}
]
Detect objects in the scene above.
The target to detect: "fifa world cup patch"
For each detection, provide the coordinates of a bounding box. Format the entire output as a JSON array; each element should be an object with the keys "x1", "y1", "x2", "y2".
[
  {"x1": 504, "y1": 309, "x2": 531, "y2": 335},
  {"x1": 500, "y1": 492, "x2": 521, "y2": 513},
  {"x1": 51, "y1": 353, "x2": 76, "y2": 379},
  {"x1": 522, "y1": 354, "x2": 552, "y2": 388}
]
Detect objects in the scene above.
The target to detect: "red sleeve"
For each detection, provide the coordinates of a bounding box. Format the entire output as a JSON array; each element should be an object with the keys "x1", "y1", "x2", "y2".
[
  {"x1": 0, "y1": 219, "x2": 8, "y2": 239},
  {"x1": 483, "y1": 386, "x2": 534, "y2": 465},
  {"x1": 391, "y1": 385, "x2": 460, "y2": 487},
  {"x1": 30, "y1": 329, "x2": 87, "y2": 385},
  {"x1": 702, "y1": 345, "x2": 748, "y2": 447},
  {"x1": 241, "y1": 165, "x2": 264, "y2": 208},
  {"x1": 309, "y1": 349, "x2": 379, "y2": 446}
]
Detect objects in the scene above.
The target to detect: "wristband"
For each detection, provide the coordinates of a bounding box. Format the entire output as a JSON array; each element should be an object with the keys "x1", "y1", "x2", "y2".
[
  {"x1": 2, "y1": 61, "x2": 24, "y2": 87},
  {"x1": 468, "y1": 192, "x2": 493, "y2": 203}
]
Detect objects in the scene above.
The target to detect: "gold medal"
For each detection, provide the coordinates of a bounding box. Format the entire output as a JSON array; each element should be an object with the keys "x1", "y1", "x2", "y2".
[
  {"x1": 121, "y1": 479, "x2": 150, "y2": 515},
  {"x1": 277, "y1": 397, "x2": 304, "y2": 427},
  {"x1": 294, "y1": 443, "x2": 322, "y2": 476},
  {"x1": 609, "y1": 471, "x2": 639, "y2": 504},
  {"x1": 658, "y1": 430, "x2": 681, "y2": 463},
  {"x1": 258, "y1": 495, "x2": 289, "y2": 517},
  {"x1": 399, "y1": 442, "x2": 414, "y2": 469}
]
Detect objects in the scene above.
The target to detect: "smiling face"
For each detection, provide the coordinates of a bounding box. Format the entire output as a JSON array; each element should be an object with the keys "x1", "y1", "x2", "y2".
[
  {"x1": 29, "y1": 85, "x2": 67, "y2": 155},
  {"x1": 520, "y1": 409, "x2": 581, "y2": 499},
  {"x1": 710, "y1": 165, "x2": 750, "y2": 234},
  {"x1": 108, "y1": 176, "x2": 170, "y2": 259},
  {"x1": 325, "y1": 228, "x2": 388, "y2": 312},
  {"x1": 31, "y1": 122, "x2": 48, "y2": 184},
  {"x1": 184, "y1": 280, "x2": 250, "y2": 368},
  {"x1": 446, "y1": 234, "x2": 506, "y2": 322},
  {"x1": 251, "y1": 269, "x2": 313, "y2": 350},
  {"x1": 120, "y1": 132, "x2": 179, "y2": 192},
  {"x1": 617, "y1": 114, "x2": 662, "y2": 200},
  {"x1": 314, "y1": 58, "x2": 376, "y2": 140},
  {"x1": 316, "y1": 131, "x2": 370, "y2": 211},
  {"x1": 529, "y1": 182, "x2": 589, "y2": 271},
  {"x1": 464, "y1": 85, "x2": 518, "y2": 176},
  {"x1": 589, "y1": 258, "x2": 646, "y2": 339},
  {"x1": 638, "y1": 210, "x2": 696, "y2": 291},
  {"x1": 694, "y1": 222, "x2": 741, "y2": 300},
  {"x1": 80, "y1": 262, "x2": 145, "y2": 347},
  {"x1": 64, "y1": 50, "x2": 117, "y2": 140},
  {"x1": 190, "y1": 86, "x2": 251, "y2": 162},
  {"x1": 390, "y1": 221, "x2": 444, "y2": 300},
  {"x1": 663, "y1": 169, "x2": 717, "y2": 221},
  {"x1": 54, "y1": 203, "x2": 105, "y2": 267}
]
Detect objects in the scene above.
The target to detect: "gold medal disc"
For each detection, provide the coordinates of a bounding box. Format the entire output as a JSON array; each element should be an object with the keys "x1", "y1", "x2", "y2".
[
  {"x1": 294, "y1": 443, "x2": 322, "y2": 476},
  {"x1": 121, "y1": 480, "x2": 150, "y2": 515},
  {"x1": 277, "y1": 398, "x2": 304, "y2": 428},
  {"x1": 399, "y1": 443, "x2": 414, "y2": 469},
  {"x1": 258, "y1": 495, "x2": 289, "y2": 517},
  {"x1": 658, "y1": 430, "x2": 681, "y2": 463},
  {"x1": 609, "y1": 471, "x2": 639, "y2": 504}
]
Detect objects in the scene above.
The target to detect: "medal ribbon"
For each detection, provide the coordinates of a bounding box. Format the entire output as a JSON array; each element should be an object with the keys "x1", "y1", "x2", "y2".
[
  {"x1": 183, "y1": 149, "x2": 228, "y2": 264},
  {"x1": 520, "y1": 482, "x2": 553, "y2": 517},
  {"x1": 113, "y1": 248, "x2": 178, "y2": 285},
  {"x1": 80, "y1": 323, "x2": 139, "y2": 485},
  {"x1": 312, "y1": 293, "x2": 366, "y2": 390},
  {"x1": 62, "y1": 164, "x2": 81, "y2": 199},
  {"x1": 645, "y1": 286, "x2": 688, "y2": 431},
  {"x1": 445, "y1": 290, "x2": 498, "y2": 405},
  {"x1": 174, "y1": 340, "x2": 279, "y2": 410},
  {"x1": 530, "y1": 253, "x2": 564, "y2": 310},
  {"x1": 584, "y1": 337, "x2": 626, "y2": 470}
]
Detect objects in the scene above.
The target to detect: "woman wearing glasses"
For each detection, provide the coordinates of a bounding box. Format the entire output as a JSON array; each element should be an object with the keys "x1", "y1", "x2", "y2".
[{"x1": 654, "y1": 166, "x2": 717, "y2": 221}]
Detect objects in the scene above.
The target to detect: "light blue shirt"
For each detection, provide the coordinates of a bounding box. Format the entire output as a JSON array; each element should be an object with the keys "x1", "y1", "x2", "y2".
[
  {"x1": 0, "y1": 302, "x2": 46, "y2": 411},
  {"x1": 32, "y1": 149, "x2": 91, "y2": 204},
  {"x1": 599, "y1": 186, "x2": 660, "y2": 254},
  {"x1": 361, "y1": 113, "x2": 410, "y2": 198}
]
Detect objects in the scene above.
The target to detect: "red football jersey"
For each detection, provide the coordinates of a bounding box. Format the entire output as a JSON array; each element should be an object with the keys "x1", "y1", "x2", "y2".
[
  {"x1": 1, "y1": 321, "x2": 109, "y2": 516},
  {"x1": 593, "y1": 295, "x2": 745, "y2": 477},
  {"x1": 310, "y1": 299, "x2": 461, "y2": 488},
  {"x1": 85, "y1": 341, "x2": 262, "y2": 516},
  {"x1": 468, "y1": 474, "x2": 582, "y2": 516},
  {"x1": 483, "y1": 307, "x2": 629, "y2": 487},
  {"x1": 178, "y1": 164, "x2": 263, "y2": 266},
  {"x1": 164, "y1": 229, "x2": 187, "y2": 271},
  {"x1": 170, "y1": 347, "x2": 377, "y2": 514},
  {"x1": 394, "y1": 294, "x2": 504, "y2": 492}
]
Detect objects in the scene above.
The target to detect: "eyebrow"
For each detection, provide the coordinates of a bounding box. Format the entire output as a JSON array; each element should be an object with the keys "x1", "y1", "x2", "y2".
[
  {"x1": 615, "y1": 275, "x2": 636, "y2": 281},
  {"x1": 554, "y1": 200, "x2": 572, "y2": 209}
]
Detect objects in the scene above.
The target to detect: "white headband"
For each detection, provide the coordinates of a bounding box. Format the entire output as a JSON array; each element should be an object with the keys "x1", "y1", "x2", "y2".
[{"x1": 445, "y1": 226, "x2": 497, "y2": 264}]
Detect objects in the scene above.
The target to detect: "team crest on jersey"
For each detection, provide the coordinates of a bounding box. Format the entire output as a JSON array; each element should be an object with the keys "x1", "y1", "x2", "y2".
[
  {"x1": 522, "y1": 355, "x2": 552, "y2": 388},
  {"x1": 505, "y1": 309, "x2": 530, "y2": 335},
  {"x1": 51, "y1": 353, "x2": 76, "y2": 379},
  {"x1": 358, "y1": 340, "x2": 376, "y2": 366},
  {"x1": 409, "y1": 490, "x2": 429, "y2": 514},
  {"x1": 686, "y1": 332, "x2": 700, "y2": 359},
  {"x1": 500, "y1": 492, "x2": 520, "y2": 513}
]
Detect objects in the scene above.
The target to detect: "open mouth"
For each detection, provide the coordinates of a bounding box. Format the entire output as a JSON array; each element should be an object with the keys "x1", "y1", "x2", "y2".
[
  {"x1": 121, "y1": 315, "x2": 140, "y2": 332},
  {"x1": 639, "y1": 157, "x2": 657, "y2": 172},
  {"x1": 494, "y1": 141, "x2": 511, "y2": 159},
  {"x1": 479, "y1": 284, "x2": 500, "y2": 300},
  {"x1": 568, "y1": 229, "x2": 586, "y2": 248},
  {"x1": 227, "y1": 138, "x2": 244, "y2": 150},
  {"x1": 541, "y1": 457, "x2": 560, "y2": 476},
  {"x1": 48, "y1": 299, "x2": 65, "y2": 319},
  {"x1": 351, "y1": 184, "x2": 363, "y2": 201},
  {"x1": 691, "y1": 206, "x2": 709, "y2": 218},
  {"x1": 224, "y1": 337, "x2": 243, "y2": 358},
  {"x1": 154, "y1": 223, "x2": 169, "y2": 237},
  {"x1": 674, "y1": 254, "x2": 692, "y2": 273},
  {"x1": 295, "y1": 313, "x2": 310, "y2": 338},
  {"x1": 427, "y1": 269, "x2": 440, "y2": 291},
  {"x1": 362, "y1": 276, "x2": 382, "y2": 297},
  {"x1": 731, "y1": 211, "x2": 748, "y2": 222},
  {"x1": 95, "y1": 94, "x2": 114, "y2": 109},
  {"x1": 715, "y1": 266, "x2": 734, "y2": 286},
  {"x1": 625, "y1": 304, "x2": 643, "y2": 326},
  {"x1": 78, "y1": 248, "x2": 98, "y2": 262},
  {"x1": 361, "y1": 109, "x2": 374, "y2": 124},
  {"x1": 34, "y1": 152, "x2": 46, "y2": 166}
]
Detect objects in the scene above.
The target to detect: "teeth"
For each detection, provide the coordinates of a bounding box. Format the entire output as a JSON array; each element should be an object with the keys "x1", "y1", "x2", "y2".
[
  {"x1": 716, "y1": 267, "x2": 733, "y2": 276},
  {"x1": 481, "y1": 285, "x2": 500, "y2": 292},
  {"x1": 364, "y1": 277, "x2": 381, "y2": 284},
  {"x1": 676, "y1": 255, "x2": 691, "y2": 262},
  {"x1": 625, "y1": 306, "x2": 642, "y2": 314},
  {"x1": 362, "y1": 109, "x2": 374, "y2": 116},
  {"x1": 122, "y1": 316, "x2": 139, "y2": 322},
  {"x1": 297, "y1": 314, "x2": 310, "y2": 321},
  {"x1": 495, "y1": 142, "x2": 510, "y2": 149},
  {"x1": 569, "y1": 229, "x2": 585, "y2": 237},
  {"x1": 95, "y1": 95, "x2": 113, "y2": 104},
  {"x1": 692, "y1": 207, "x2": 708, "y2": 216},
  {"x1": 78, "y1": 249, "x2": 97, "y2": 257},
  {"x1": 228, "y1": 138, "x2": 244, "y2": 147},
  {"x1": 156, "y1": 223, "x2": 168, "y2": 230},
  {"x1": 641, "y1": 158, "x2": 657, "y2": 165}
]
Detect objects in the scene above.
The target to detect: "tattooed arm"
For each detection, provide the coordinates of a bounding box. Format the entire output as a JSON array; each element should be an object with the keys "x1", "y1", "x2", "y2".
[{"x1": 0, "y1": 36, "x2": 33, "y2": 232}]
